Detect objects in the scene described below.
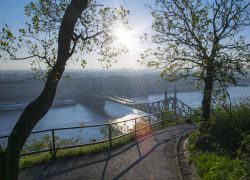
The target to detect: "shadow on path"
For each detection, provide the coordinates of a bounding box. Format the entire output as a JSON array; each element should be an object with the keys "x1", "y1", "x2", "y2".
[{"x1": 19, "y1": 124, "x2": 195, "y2": 180}]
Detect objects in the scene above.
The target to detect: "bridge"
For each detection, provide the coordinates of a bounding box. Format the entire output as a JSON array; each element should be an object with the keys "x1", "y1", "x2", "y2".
[{"x1": 78, "y1": 81, "x2": 193, "y2": 118}]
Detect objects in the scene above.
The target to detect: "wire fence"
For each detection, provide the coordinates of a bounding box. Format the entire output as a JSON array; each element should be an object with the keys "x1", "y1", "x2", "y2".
[{"x1": 0, "y1": 111, "x2": 191, "y2": 159}]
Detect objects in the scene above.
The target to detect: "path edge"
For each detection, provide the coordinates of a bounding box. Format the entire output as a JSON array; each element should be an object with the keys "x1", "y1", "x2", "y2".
[{"x1": 175, "y1": 130, "x2": 194, "y2": 180}]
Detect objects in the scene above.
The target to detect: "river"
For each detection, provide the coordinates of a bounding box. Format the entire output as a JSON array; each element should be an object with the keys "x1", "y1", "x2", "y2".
[{"x1": 0, "y1": 86, "x2": 250, "y2": 147}]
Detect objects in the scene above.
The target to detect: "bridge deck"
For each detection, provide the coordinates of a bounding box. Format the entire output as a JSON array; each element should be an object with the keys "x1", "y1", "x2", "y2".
[{"x1": 91, "y1": 89, "x2": 193, "y2": 116}]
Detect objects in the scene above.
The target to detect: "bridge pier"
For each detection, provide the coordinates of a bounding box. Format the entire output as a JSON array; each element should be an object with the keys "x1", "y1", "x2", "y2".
[
  {"x1": 78, "y1": 80, "x2": 105, "y2": 110},
  {"x1": 82, "y1": 97, "x2": 105, "y2": 109}
]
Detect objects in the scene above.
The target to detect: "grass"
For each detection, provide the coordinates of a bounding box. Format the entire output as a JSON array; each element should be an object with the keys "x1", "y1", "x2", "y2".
[
  {"x1": 19, "y1": 133, "x2": 134, "y2": 169},
  {"x1": 187, "y1": 131, "x2": 249, "y2": 180},
  {"x1": 192, "y1": 152, "x2": 248, "y2": 180},
  {"x1": 20, "y1": 153, "x2": 52, "y2": 169}
]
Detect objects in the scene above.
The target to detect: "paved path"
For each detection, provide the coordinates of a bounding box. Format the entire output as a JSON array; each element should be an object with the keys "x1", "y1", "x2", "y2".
[{"x1": 19, "y1": 124, "x2": 195, "y2": 180}]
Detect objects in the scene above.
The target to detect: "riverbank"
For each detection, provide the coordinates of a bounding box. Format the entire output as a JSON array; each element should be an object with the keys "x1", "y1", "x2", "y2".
[{"x1": 0, "y1": 99, "x2": 77, "y2": 112}]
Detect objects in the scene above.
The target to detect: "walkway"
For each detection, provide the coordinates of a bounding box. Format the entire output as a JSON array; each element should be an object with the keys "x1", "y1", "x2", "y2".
[{"x1": 19, "y1": 124, "x2": 195, "y2": 180}]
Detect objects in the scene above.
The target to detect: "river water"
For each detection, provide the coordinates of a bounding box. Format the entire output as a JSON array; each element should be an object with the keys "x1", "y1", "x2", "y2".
[{"x1": 0, "y1": 86, "x2": 250, "y2": 146}]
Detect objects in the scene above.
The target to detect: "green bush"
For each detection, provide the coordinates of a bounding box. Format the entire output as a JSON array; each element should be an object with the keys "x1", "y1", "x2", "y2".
[
  {"x1": 192, "y1": 152, "x2": 248, "y2": 180},
  {"x1": 187, "y1": 130, "x2": 200, "y2": 152},
  {"x1": 22, "y1": 135, "x2": 51, "y2": 153},
  {"x1": 240, "y1": 131, "x2": 250, "y2": 161},
  {"x1": 188, "y1": 101, "x2": 250, "y2": 180},
  {"x1": 194, "y1": 101, "x2": 250, "y2": 155},
  {"x1": 210, "y1": 109, "x2": 243, "y2": 154},
  {"x1": 231, "y1": 100, "x2": 250, "y2": 133},
  {"x1": 188, "y1": 131, "x2": 249, "y2": 180},
  {"x1": 191, "y1": 108, "x2": 203, "y2": 125}
]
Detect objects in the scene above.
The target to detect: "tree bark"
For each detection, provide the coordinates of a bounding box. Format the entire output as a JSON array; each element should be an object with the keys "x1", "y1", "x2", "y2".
[
  {"x1": 201, "y1": 71, "x2": 213, "y2": 130},
  {"x1": 3, "y1": 1, "x2": 88, "y2": 179}
]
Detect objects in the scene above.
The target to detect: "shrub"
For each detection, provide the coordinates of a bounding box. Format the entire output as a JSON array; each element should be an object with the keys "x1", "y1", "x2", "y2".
[
  {"x1": 241, "y1": 131, "x2": 250, "y2": 152},
  {"x1": 209, "y1": 109, "x2": 243, "y2": 154},
  {"x1": 195, "y1": 101, "x2": 250, "y2": 155},
  {"x1": 187, "y1": 130, "x2": 199, "y2": 152},
  {"x1": 188, "y1": 101, "x2": 250, "y2": 179},
  {"x1": 232, "y1": 100, "x2": 250, "y2": 133},
  {"x1": 188, "y1": 131, "x2": 249, "y2": 180},
  {"x1": 192, "y1": 152, "x2": 248, "y2": 180}
]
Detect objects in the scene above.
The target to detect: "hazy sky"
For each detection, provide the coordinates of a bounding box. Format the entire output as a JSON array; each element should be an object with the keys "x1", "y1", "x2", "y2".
[
  {"x1": 0, "y1": 0, "x2": 249, "y2": 70},
  {"x1": 0, "y1": 0, "x2": 153, "y2": 70}
]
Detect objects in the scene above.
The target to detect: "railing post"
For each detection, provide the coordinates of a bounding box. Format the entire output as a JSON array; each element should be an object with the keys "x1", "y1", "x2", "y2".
[
  {"x1": 149, "y1": 116, "x2": 152, "y2": 133},
  {"x1": 173, "y1": 86, "x2": 178, "y2": 124},
  {"x1": 52, "y1": 129, "x2": 56, "y2": 159},
  {"x1": 134, "y1": 118, "x2": 137, "y2": 138},
  {"x1": 109, "y1": 124, "x2": 112, "y2": 149},
  {"x1": 175, "y1": 109, "x2": 178, "y2": 125},
  {"x1": 161, "y1": 113, "x2": 164, "y2": 128}
]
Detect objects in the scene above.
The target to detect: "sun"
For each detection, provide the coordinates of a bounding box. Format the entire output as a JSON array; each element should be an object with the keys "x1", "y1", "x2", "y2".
[{"x1": 113, "y1": 24, "x2": 136, "y2": 49}]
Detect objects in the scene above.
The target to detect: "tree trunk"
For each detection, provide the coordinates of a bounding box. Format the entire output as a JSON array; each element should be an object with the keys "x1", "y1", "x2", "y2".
[
  {"x1": 0, "y1": 148, "x2": 6, "y2": 180},
  {"x1": 201, "y1": 74, "x2": 213, "y2": 129},
  {"x1": 3, "y1": 1, "x2": 88, "y2": 179}
]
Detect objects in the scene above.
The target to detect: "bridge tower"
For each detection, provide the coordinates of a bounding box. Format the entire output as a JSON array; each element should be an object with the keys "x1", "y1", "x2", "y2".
[
  {"x1": 164, "y1": 85, "x2": 169, "y2": 110},
  {"x1": 100, "y1": 79, "x2": 103, "y2": 90},
  {"x1": 174, "y1": 85, "x2": 177, "y2": 100},
  {"x1": 79, "y1": 79, "x2": 105, "y2": 109},
  {"x1": 164, "y1": 85, "x2": 168, "y2": 99},
  {"x1": 93, "y1": 79, "x2": 96, "y2": 89}
]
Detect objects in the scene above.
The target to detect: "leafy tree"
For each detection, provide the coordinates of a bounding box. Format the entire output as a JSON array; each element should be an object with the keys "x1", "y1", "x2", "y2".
[
  {"x1": 141, "y1": 0, "x2": 250, "y2": 127},
  {"x1": 0, "y1": 0, "x2": 128, "y2": 179}
]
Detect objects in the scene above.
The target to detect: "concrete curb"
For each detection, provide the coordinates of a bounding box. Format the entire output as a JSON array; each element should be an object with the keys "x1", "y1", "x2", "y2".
[
  {"x1": 175, "y1": 130, "x2": 194, "y2": 180},
  {"x1": 175, "y1": 135, "x2": 183, "y2": 180}
]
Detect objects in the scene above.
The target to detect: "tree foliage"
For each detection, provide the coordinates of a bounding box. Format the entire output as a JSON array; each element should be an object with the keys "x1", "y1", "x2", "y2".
[{"x1": 141, "y1": 0, "x2": 250, "y2": 121}]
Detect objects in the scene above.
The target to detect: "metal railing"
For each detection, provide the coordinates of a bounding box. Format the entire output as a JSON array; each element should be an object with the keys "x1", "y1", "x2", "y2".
[{"x1": 0, "y1": 111, "x2": 191, "y2": 159}]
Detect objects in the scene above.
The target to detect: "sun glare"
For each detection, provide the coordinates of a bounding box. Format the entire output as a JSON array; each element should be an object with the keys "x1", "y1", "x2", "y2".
[{"x1": 113, "y1": 24, "x2": 136, "y2": 49}]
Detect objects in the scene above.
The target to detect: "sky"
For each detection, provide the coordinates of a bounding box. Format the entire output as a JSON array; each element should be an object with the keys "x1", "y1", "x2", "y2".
[
  {"x1": 0, "y1": 0, "x2": 249, "y2": 70},
  {"x1": 0, "y1": 0, "x2": 153, "y2": 70}
]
